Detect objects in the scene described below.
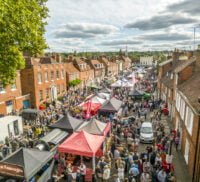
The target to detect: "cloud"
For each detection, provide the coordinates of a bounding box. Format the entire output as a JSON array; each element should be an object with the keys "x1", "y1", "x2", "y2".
[
  {"x1": 99, "y1": 39, "x2": 142, "y2": 46},
  {"x1": 139, "y1": 32, "x2": 191, "y2": 41},
  {"x1": 167, "y1": 0, "x2": 200, "y2": 16},
  {"x1": 125, "y1": 14, "x2": 197, "y2": 30},
  {"x1": 54, "y1": 23, "x2": 118, "y2": 39}
]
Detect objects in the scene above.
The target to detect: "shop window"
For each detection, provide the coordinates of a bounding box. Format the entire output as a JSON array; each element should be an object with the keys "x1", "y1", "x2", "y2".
[
  {"x1": 51, "y1": 71, "x2": 54, "y2": 80},
  {"x1": 46, "y1": 88, "x2": 49, "y2": 98},
  {"x1": 56, "y1": 70, "x2": 60, "y2": 79},
  {"x1": 39, "y1": 90, "x2": 43, "y2": 101},
  {"x1": 61, "y1": 70, "x2": 64, "y2": 78},
  {"x1": 57, "y1": 85, "x2": 60, "y2": 94}
]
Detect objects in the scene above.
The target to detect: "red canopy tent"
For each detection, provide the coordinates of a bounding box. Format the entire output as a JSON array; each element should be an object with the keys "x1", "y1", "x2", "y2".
[
  {"x1": 58, "y1": 130, "x2": 105, "y2": 157},
  {"x1": 82, "y1": 102, "x2": 101, "y2": 118}
]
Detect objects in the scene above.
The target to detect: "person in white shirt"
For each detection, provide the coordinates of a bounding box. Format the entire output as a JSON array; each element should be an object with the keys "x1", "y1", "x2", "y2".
[
  {"x1": 78, "y1": 162, "x2": 86, "y2": 182},
  {"x1": 118, "y1": 164, "x2": 125, "y2": 181},
  {"x1": 103, "y1": 165, "x2": 110, "y2": 182}
]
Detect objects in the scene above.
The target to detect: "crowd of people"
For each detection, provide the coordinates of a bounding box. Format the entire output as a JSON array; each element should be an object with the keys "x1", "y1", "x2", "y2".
[{"x1": 0, "y1": 68, "x2": 180, "y2": 182}]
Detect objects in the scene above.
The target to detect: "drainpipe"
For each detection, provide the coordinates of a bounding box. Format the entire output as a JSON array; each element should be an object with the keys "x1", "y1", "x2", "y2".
[{"x1": 192, "y1": 111, "x2": 200, "y2": 182}]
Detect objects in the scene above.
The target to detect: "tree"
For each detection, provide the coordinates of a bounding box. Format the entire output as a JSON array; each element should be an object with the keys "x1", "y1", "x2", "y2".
[{"x1": 0, "y1": 0, "x2": 48, "y2": 85}]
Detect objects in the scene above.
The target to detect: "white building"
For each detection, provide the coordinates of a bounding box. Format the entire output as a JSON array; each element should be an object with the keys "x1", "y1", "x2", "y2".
[
  {"x1": 140, "y1": 56, "x2": 154, "y2": 66},
  {"x1": 0, "y1": 116, "x2": 23, "y2": 143}
]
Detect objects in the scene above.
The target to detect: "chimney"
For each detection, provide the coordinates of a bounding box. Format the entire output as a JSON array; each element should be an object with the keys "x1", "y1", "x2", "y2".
[
  {"x1": 56, "y1": 54, "x2": 62, "y2": 63},
  {"x1": 172, "y1": 49, "x2": 180, "y2": 62},
  {"x1": 194, "y1": 50, "x2": 200, "y2": 68}
]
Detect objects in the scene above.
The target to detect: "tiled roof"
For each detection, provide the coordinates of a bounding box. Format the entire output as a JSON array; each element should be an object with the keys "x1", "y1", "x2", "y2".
[
  {"x1": 66, "y1": 62, "x2": 79, "y2": 74},
  {"x1": 178, "y1": 68, "x2": 200, "y2": 112},
  {"x1": 174, "y1": 57, "x2": 196, "y2": 73}
]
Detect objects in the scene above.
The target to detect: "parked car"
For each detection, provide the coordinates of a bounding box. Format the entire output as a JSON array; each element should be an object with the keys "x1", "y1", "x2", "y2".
[{"x1": 140, "y1": 122, "x2": 154, "y2": 143}]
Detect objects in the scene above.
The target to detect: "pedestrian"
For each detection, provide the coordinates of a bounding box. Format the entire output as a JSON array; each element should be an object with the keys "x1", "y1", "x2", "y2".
[
  {"x1": 157, "y1": 168, "x2": 167, "y2": 182},
  {"x1": 78, "y1": 162, "x2": 86, "y2": 182},
  {"x1": 174, "y1": 136, "x2": 180, "y2": 151},
  {"x1": 103, "y1": 165, "x2": 110, "y2": 182}
]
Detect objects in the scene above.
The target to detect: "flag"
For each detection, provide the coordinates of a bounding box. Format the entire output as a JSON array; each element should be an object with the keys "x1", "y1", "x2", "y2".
[{"x1": 85, "y1": 99, "x2": 92, "y2": 119}]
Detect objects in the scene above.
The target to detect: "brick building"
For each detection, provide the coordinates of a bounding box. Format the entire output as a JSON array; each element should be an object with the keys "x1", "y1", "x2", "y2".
[
  {"x1": 89, "y1": 59, "x2": 105, "y2": 84},
  {"x1": 65, "y1": 62, "x2": 80, "y2": 90},
  {"x1": 99, "y1": 56, "x2": 119, "y2": 77},
  {"x1": 119, "y1": 55, "x2": 132, "y2": 70},
  {"x1": 20, "y1": 55, "x2": 66, "y2": 109},
  {"x1": 73, "y1": 57, "x2": 94, "y2": 88},
  {"x1": 158, "y1": 49, "x2": 200, "y2": 181},
  {"x1": 0, "y1": 72, "x2": 30, "y2": 115}
]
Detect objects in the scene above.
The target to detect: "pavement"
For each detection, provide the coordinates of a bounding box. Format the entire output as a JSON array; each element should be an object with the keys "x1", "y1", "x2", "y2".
[{"x1": 137, "y1": 112, "x2": 192, "y2": 182}]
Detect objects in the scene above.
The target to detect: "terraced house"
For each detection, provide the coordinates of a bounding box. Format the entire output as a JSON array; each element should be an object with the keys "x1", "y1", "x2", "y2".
[{"x1": 20, "y1": 55, "x2": 66, "y2": 109}]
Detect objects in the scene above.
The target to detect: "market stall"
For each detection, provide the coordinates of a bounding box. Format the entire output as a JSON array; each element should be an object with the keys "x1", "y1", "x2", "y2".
[
  {"x1": 81, "y1": 102, "x2": 101, "y2": 118},
  {"x1": 21, "y1": 109, "x2": 40, "y2": 121},
  {"x1": 76, "y1": 119, "x2": 111, "y2": 136},
  {"x1": 58, "y1": 131, "x2": 105, "y2": 179},
  {"x1": 128, "y1": 89, "x2": 144, "y2": 99},
  {"x1": 99, "y1": 97, "x2": 122, "y2": 116},
  {"x1": 91, "y1": 96, "x2": 107, "y2": 105},
  {"x1": 35, "y1": 129, "x2": 69, "y2": 151},
  {"x1": 48, "y1": 112, "x2": 84, "y2": 133},
  {"x1": 0, "y1": 148, "x2": 54, "y2": 182},
  {"x1": 99, "y1": 87, "x2": 112, "y2": 94}
]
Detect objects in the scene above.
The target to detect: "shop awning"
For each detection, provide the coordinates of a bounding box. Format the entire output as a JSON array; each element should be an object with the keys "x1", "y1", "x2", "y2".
[
  {"x1": 49, "y1": 112, "x2": 84, "y2": 133},
  {"x1": 99, "y1": 97, "x2": 122, "y2": 112},
  {"x1": 21, "y1": 109, "x2": 40, "y2": 120},
  {"x1": 58, "y1": 131, "x2": 105, "y2": 157},
  {"x1": 76, "y1": 119, "x2": 111, "y2": 135},
  {"x1": 0, "y1": 148, "x2": 53, "y2": 181}
]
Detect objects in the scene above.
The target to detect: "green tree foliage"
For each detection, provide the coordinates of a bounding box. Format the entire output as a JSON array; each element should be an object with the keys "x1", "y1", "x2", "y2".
[
  {"x1": 69, "y1": 79, "x2": 81, "y2": 87},
  {"x1": 0, "y1": 0, "x2": 48, "y2": 85}
]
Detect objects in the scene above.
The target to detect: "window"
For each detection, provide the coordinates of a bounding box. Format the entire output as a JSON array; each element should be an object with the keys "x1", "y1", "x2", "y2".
[
  {"x1": 185, "y1": 106, "x2": 194, "y2": 135},
  {"x1": 51, "y1": 71, "x2": 54, "y2": 80},
  {"x1": 61, "y1": 70, "x2": 64, "y2": 79},
  {"x1": 11, "y1": 82, "x2": 17, "y2": 90},
  {"x1": 39, "y1": 90, "x2": 43, "y2": 101},
  {"x1": 184, "y1": 139, "x2": 189, "y2": 164},
  {"x1": 0, "y1": 82, "x2": 5, "y2": 93},
  {"x1": 13, "y1": 120, "x2": 19, "y2": 135},
  {"x1": 46, "y1": 88, "x2": 49, "y2": 98},
  {"x1": 62, "y1": 84, "x2": 65, "y2": 92},
  {"x1": 45, "y1": 72, "x2": 48, "y2": 82},
  {"x1": 57, "y1": 85, "x2": 60, "y2": 94},
  {"x1": 38, "y1": 73, "x2": 42, "y2": 83},
  {"x1": 56, "y1": 70, "x2": 59, "y2": 79},
  {"x1": 180, "y1": 99, "x2": 185, "y2": 120}
]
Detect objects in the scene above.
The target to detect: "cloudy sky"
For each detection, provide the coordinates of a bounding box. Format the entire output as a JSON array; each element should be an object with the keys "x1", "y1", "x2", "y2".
[{"x1": 45, "y1": 0, "x2": 200, "y2": 52}]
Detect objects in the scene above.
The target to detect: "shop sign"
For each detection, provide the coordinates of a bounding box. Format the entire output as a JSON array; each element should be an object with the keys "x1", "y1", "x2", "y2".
[{"x1": 0, "y1": 162, "x2": 24, "y2": 178}]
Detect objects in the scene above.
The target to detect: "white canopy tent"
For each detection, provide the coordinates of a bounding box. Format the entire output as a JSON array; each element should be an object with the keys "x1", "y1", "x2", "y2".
[{"x1": 91, "y1": 96, "x2": 107, "y2": 105}]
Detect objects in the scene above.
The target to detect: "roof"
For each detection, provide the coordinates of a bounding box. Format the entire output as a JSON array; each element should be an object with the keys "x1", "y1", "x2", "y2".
[
  {"x1": 1, "y1": 148, "x2": 53, "y2": 180},
  {"x1": 178, "y1": 68, "x2": 200, "y2": 112},
  {"x1": 100, "y1": 97, "x2": 122, "y2": 112},
  {"x1": 174, "y1": 57, "x2": 196, "y2": 73},
  {"x1": 49, "y1": 112, "x2": 84, "y2": 133},
  {"x1": 74, "y1": 57, "x2": 92, "y2": 71},
  {"x1": 66, "y1": 62, "x2": 79, "y2": 74},
  {"x1": 76, "y1": 119, "x2": 107, "y2": 135},
  {"x1": 159, "y1": 59, "x2": 173, "y2": 66},
  {"x1": 58, "y1": 131, "x2": 105, "y2": 157}
]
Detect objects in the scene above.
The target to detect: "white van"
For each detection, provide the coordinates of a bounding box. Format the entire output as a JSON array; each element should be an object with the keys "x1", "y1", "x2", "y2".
[{"x1": 140, "y1": 122, "x2": 154, "y2": 143}]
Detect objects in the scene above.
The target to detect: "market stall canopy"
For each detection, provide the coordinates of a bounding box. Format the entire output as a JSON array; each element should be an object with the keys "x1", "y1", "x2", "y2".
[
  {"x1": 99, "y1": 87, "x2": 112, "y2": 93},
  {"x1": 58, "y1": 131, "x2": 105, "y2": 157},
  {"x1": 91, "y1": 96, "x2": 107, "y2": 105},
  {"x1": 111, "y1": 80, "x2": 133, "y2": 88},
  {"x1": 99, "y1": 97, "x2": 122, "y2": 112},
  {"x1": 129, "y1": 89, "x2": 144, "y2": 97},
  {"x1": 35, "y1": 129, "x2": 69, "y2": 151},
  {"x1": 21, "y1": 109, "x2": 40, "y2": 120},
  {"x1": 88, "y1": 84, "x2": 101, "y2": 89},
  {"x1": 49, "y1": 112, "x2": 84, "y2": 133},
  {"x1": 76, "y1": 119, "x2": 110, "y2": 135},
  {"x1": 97, "y1": 92, "x2": 110, "y2": 100},
  {"x1": 0, "y1": 148, "x2": 53, "y2": 181},
  {"x1": 81, "y1": 102, "x2": 101, "y2": 111}
]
